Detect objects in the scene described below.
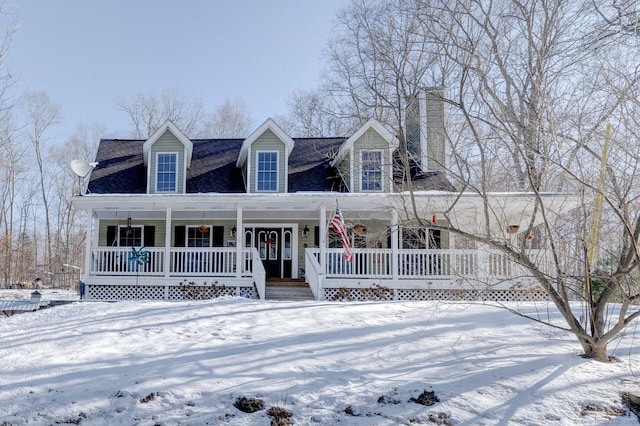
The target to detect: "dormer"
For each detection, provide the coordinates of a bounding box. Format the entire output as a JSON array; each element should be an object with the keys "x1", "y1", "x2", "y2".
[
  {"x1": 330, "y1": 119, "x2": 399, "y2": 193},
  {"x1": 236, "y1": 118, "x2": 295, "y2": 193},
  {"x1": 143, "y1": 121, "x2": 193, "y2": 194}
]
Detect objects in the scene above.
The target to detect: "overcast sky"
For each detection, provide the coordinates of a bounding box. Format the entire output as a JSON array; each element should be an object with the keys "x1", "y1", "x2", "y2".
[{"x1": 9, "y1": 0, "x2": 348, "y2": 139}]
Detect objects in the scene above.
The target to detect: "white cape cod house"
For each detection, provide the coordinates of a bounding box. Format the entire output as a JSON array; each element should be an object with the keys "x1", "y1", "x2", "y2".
[{"x1": 71, "y1": 92, "x2": 579, "y2": 301}]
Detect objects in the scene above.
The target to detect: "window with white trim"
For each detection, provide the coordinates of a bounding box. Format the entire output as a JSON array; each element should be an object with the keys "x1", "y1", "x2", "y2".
[
  {"x1": 119, "y1": 226, "x2": 143, "y2": 247},
  {"x1": 157, "y1": 153, "x2": 177, "y2": 192},
  {"x1": 256, "y1": 151, "x2": 278, "y2": 191},
  {"x1": 187, "y1": 226, "x2": 211, "y2": 247},
  {"x1": 361, "y1": 150, "x2": 382, "y2": 191}
]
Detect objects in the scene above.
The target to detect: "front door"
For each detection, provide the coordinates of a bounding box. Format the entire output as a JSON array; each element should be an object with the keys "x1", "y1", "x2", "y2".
[{"x1": 249, "y1": 227, "x2": 293, "y2": 279}]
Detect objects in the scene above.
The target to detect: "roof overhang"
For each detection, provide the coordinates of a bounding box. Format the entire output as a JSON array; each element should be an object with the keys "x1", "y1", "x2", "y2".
[{"x1": 71, "y1": 191, "x2": 582, "y2": 232}]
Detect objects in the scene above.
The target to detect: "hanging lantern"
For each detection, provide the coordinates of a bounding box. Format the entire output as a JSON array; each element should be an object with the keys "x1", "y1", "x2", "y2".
[{"x1": 126, "y1": 216, "x2": 132, "y2": 235}]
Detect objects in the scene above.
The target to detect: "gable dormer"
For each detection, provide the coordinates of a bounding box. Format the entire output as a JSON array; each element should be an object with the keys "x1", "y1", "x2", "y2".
[
  {"x1": 330, "y1": 119, "x2": 399, "y2": 193},
  {"x1": 143, "y1": 121, "x2": 193, "y2": 194},
  {"x1": 236, "y1": 118, "x2": 295, "y2": 193}
]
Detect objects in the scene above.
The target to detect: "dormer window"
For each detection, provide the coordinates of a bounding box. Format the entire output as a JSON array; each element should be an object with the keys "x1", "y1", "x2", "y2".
[
  {"x1": 361, "y1": 150, "x2": 382, "y2": 191},
  {"x1": 257, "y1": 151, "x2": 278, "y2": 191},
  {"x1": 157, "y1": 153, "x2": 177, "y2": 192}
]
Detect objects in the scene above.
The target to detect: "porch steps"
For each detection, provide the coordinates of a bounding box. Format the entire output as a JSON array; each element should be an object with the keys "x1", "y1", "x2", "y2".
[{"x1": 265, "y1": 280, "x2": 315, "y2": 301}]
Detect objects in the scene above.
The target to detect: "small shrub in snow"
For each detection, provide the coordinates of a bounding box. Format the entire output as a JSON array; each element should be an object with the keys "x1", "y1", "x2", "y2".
[
  {"x1": 410, "y1": 390, "x2": 440, "y2": 406},
  {"x1": 428, "y1": 411, "x2": 452, "y2": 425},
  {"x1": 139, "y1": 392, "x2": 156, "y2": 404},
  {"x1": 344, "y1": 405, "x2": 359, "y2": 416},
  {"x1": 377, "y1": 395, "x2": 401, "y2": 405},
  {"x1": 234, "y1": 396, "x2": 264, "y2": 413},
  {"x1": 267, "y1": 406, "x2": 293, "y2": 426}
]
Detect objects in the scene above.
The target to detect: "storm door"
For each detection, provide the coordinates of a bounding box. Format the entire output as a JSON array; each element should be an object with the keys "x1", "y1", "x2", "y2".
[{"x1": 246, "y1": 227, "x2": 293, "y2": 279}]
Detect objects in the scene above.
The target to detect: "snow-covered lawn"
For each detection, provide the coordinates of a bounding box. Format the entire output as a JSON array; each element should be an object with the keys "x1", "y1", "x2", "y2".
[{"x1": 0, "y1": 294, "x2": 639, "y2": 425}]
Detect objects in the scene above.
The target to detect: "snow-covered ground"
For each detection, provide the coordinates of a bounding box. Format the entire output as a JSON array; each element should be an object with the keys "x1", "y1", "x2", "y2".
[{"x1": 1, "y1": 294, "x2": 639, "y2": 425}]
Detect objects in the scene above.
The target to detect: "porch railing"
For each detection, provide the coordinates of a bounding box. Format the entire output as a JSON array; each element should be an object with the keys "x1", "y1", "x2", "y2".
[
  {"x1": 313, "y1": 248, "x2": 550, "y2": 280},
  {"x1": 90, "y1": 247, "x2": 165, "y2": 276},
  {"x1": 90, "y1": 247, "x2": 255, "y2": 277},
  {"x1": 89, "y1": 246, "x2": 550, "y2": 295}
]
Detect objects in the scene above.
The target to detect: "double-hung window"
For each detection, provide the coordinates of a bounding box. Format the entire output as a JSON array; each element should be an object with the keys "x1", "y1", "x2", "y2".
[
  {"x1": 157, "y1": 153, "x2": 177, "y2": 192},
  {"x1": 361, "y1": 150, "x2": 382, "y2": 191},
  {"x1": 119, "y1": 226, "x2": 142, "y2": 247},
  {"x1": 257, "y1": 151, "x2": 278, "y2": 191},
  {"x1": 187, "y1": 226, "x2": 211, "y2": 247}
]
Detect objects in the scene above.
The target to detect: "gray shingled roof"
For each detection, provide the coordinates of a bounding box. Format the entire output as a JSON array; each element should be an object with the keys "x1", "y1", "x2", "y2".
[{"x1": 87, "y1": 137, "x2": 455, "y2": 194}]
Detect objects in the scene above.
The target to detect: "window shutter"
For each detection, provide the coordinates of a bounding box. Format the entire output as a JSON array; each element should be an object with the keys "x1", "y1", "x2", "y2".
[
  {"x1": 175, "y1": 226, "x2": 186, "y2": 247},
  {"x1": 107, "y1": 226, "x2": 117, "y2": 246},
  {"x1": 144, "y1": 226, "x2": 156, "y2": 247},
  {"x1": 212, "y1": 226, "x2": 224, "y2": 247},
  {"x1": 314, "y1": 226, "x2": 320, "y2": 247}
]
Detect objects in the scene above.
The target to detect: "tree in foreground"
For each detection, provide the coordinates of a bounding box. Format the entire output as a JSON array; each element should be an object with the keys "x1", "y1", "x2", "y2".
[{"x1": 325, "y1": 0, "x2": 640, "y2": 361}]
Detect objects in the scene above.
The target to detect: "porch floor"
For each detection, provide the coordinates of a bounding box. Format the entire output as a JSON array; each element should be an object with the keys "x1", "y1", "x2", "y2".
[{"x1": 265, "y1": 279, "x2": 315, "y2": 301}]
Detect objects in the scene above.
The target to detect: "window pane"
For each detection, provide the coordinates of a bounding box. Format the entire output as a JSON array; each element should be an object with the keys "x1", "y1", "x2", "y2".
[
  {"x1": 188, "y1": 227, "x2": 211, "y2": 247},
  {"x1": 361, "y1": 150, "x2": 382, "y2": 191},
  {"x1": 257, "y1": 152, "x2": 277, "y2": 191},
  {"x1": 157, "y1": 153, "x2": 177, "y2": 192},
  {"x1": 119, "y1": 226, "x2": 142, "y2": 247}
]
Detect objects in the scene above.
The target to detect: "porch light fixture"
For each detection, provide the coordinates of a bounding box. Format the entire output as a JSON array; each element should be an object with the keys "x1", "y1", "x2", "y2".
[
  {"x1": 230, "y1": 225, "x2": 237, "y2": 238},
  {"x1": 507, "y1": 225, "x2": 519, "y2": 234},
  {"x1": 302, "y1": 225, "x2": 309, "y2": 238},
  {"x1": 126, "y1": 216, "x2": 132, "y2": 236}
]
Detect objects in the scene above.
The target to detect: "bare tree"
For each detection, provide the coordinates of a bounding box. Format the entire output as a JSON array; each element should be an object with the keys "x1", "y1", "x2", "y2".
[
  {"x1": 279, "y1": 88, "x2": 357, "y2": 137},
  {"x1": 0, "y1": 0, "x2": 17, "y2": 131},
  {"x1": 24, "y1": 91, "x2": 61, "y2": 270},
  {"x1": 116, "y1": 88, "x2": 204, "y2": 138},
  {"x1": 0, "y1": 114, "x2": 25, "y2": 287},
  {"x1": 325, "y1": 0, "x2": 640, "y2": 361},
  {"x1": 202, "y1": 97, "x2": 254, "y2": 138}
]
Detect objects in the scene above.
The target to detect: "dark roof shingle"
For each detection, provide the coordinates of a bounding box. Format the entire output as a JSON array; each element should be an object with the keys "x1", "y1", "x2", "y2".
[{"x1": 87, "y1": 136, "x2": 455, "y2": 194}]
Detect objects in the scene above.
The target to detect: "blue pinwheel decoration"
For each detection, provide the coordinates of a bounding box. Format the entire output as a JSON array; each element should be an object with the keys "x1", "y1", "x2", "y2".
[{"x1": 130, "y1": 246, "x2": 150, "y2": 267}]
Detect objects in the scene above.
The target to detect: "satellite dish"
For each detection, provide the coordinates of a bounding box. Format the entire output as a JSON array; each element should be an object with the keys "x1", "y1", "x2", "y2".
[
  {"x1": 71, "y1": 159, "x2": 97, "y2": 177},
  {"x1": 70, "y1": 160, "x2": 98, "y2": 196}
]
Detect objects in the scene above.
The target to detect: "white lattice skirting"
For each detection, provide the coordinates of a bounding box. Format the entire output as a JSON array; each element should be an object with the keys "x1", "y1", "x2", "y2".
[
  {"x1": 323, "y1": 287, "x2": 548, "y2": 302},
  {"x1": 86, "y1": 284, "x2": 258, "y2": 301}
]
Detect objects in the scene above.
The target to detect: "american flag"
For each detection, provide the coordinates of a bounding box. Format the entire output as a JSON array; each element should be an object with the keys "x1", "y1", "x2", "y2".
[{"x1": 330, "y1": 200, "x2": 353, "y2": 262}]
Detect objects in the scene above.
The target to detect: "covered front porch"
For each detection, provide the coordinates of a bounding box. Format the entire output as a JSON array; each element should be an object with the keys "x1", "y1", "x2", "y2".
[
  {"x1": 74, "y1": 192, "x2": 566, "y2": 301},
  {"x1": 82, "y1": 244, "x2": 550, "y2": 301}
]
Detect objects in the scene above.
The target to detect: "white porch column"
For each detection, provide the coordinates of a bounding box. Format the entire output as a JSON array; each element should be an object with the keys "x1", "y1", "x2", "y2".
[
  {"x1": 235, "y1": 207, "x2": 243, "y2": 278},
  {"x1": 319, "y1": 205, "x2": 327, "y2": 272},
  {"x1": 164, "y1": 208, "x2": 172, "y2": 278},
  {"x1": 83, "y1": 208, "x2": 93, "y2": 281},
  {"x1": 391, "y1": 208, "x2": 399, "y2": 280}
]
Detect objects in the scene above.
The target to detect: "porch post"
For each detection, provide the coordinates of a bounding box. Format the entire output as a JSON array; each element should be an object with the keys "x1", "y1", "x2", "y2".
[
  {"x1": 164, "y1": 208, "x2": 172, "y2": 278},
  {"x1": 83, "y1": 208, "x2": 93, "y2": 281},
  {"x1": 319, "y1": 205, "x2": 327, "y2": 273},
  {"x1": 235, "y1": 207, "x2": 243, "y2": 278},
  {"x1": 391, "y1": 208, "x2": 399, "y2": 280}
]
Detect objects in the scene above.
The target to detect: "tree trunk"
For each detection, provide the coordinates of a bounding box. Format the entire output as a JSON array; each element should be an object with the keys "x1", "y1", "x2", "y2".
[{"x1": 580, "y1": 338, "x2": 610, "y2": 362}]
